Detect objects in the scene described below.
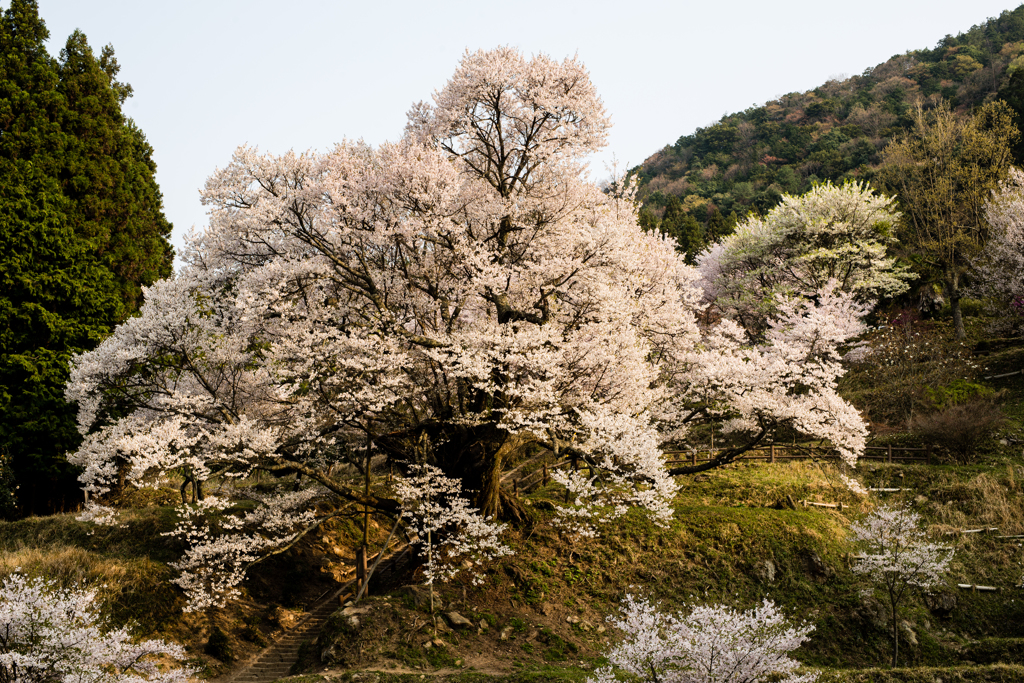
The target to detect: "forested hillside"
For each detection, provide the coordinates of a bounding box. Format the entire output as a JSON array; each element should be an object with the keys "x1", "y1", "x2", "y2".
[{"x1": 630, "y1": 4, "x2": 1024, "y2": 246}]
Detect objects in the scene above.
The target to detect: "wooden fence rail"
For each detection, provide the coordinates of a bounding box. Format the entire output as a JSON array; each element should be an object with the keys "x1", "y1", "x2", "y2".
[
  {"x1": 663, "y1": 444, "x2": 931, "y2": 466},
  {"x1": 508, "y1": 443, "x2": 933, "y2": 495}
]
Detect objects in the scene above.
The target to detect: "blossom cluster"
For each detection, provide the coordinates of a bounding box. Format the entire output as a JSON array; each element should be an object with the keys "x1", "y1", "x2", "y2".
[
  {"x1": 394, "y1": 464, "x2": 511, "y2": 585},
  {"x1": 590, "y1": 594, "x2": 816, "y2": 683},
  {"x1": 851, "y1": 504, "x2": 952, "y2": 589},
  {"x1": 696, "y1": 181, "x2": 913, "y2": 333},
  {"x1": 0, "y1": 574, "x2": 196, "y2": 683}
]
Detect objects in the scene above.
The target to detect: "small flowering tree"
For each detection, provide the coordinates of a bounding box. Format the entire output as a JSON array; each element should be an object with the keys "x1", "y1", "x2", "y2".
[
  {"x1": 696, "y1": 181, "x2": 912, "y2": 334},
  {"x1": 0, "y1": 574, "x2": 195, "y2": 683},
  {"x1": 851, "y1": 505, "x2": 953, "y2": 667},
  {"x1": 590, "y1": 594, "x2": 816, "y2": 683},
  {"x1": 393, "y1": 464, "x2": 511, "y2": 611},
  {"x1": 975, "y1": 166, "x2": 1024, "y2": 334}
]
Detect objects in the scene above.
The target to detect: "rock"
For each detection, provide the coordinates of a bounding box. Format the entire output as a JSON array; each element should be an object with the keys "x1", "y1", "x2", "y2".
[
  {"x1": 527, "y1": 629, "x2": 539, "y2": 641},
  {"x1": 596, "y1": 624, "x2": 607, "y2": 634},
  {"x1": 924, "y1": 591, "x2": 957, "y2": 618},
  {"x1": 693, "y1": 474, "x2": 711, "y2": 483},
  {"x1": 806, "y1": 552, "x2": 829, "y2": 577},
  {"x1": 1000, "y1": 439, "x2": 1009, "y2": 446},
  {"x1": 446, "y1": 611, "x2": 474, "y2": 628},
  {"x1": 270, "y1": 606, "x2": 300, "y2": 630},
  {"x1": 754, "y1": 559, "x2": 776, "y2": 583},
  {"x1": 566, "y1": 615, "x2": 581, "y2": 624},
  {"x1": 422, "y1": 640, "x2": 433, "y2": 650},
  {"x1": 432, "y1": 638, "x2": 445, "y2": 647},
  {"x1": 857, "y1": 596, "x2": 889, "y2": 631},
  {"x1": 500, "y1": 626, "x2": 514, "y2": 641},
  {"x1": 915, "y1": 495, "x2": 928, "y2": 505},
  {"x1": 539, "y1": 602, "x2": 554, "y2": 616},
  {"x1": 339, "y1": 605, "x2": 371, "y2": 628},
  {"x1": 478, "y1": 619, "x2": 489, "y2": 631},
  {"x1": 397, "y1": 585, "x2": 431, "y2": 610},
  {"x1": 900, "y1": 621, "x2": 918, "y2": 647}
]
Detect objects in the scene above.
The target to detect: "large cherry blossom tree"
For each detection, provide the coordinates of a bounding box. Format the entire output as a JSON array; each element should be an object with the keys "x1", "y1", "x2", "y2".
[{"x1": 66, "y1": 47, "x2": 870, "y2": 610}]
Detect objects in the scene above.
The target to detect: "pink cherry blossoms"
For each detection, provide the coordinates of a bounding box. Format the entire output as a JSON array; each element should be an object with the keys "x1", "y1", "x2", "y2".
[{"x1": 65, "y1": 47, "x2": 872, "y2": 610}]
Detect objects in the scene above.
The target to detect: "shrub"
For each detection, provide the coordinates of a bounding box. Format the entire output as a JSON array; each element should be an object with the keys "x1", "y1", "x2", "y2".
[
  {"x1": 909, "y1": 398, "x2": 1005, "y2": 464},
  {"x1": 840, "y1": 318, "x2": 977, "y2": 428}
]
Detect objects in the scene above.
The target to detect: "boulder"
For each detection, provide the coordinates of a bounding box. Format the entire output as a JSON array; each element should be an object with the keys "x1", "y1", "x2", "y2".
[{"x1": 446, "y1": 611, "x2": 474, "y2": 629}]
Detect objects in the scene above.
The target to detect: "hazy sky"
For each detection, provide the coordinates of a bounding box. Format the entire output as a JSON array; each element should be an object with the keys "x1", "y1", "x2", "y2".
[{"x1": 24, "y1": 0, "x2": 1024, "y2": 264}]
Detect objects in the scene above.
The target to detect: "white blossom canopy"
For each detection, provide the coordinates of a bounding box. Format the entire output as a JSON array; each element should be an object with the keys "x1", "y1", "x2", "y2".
[{"x1": 66, "y1": 47, "x2": 869, "y2": 610}]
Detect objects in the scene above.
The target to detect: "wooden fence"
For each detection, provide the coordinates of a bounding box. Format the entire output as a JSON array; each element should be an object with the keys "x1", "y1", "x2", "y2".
[
  {"x1": 505, "y1": 443, "x2": 933, "y2": 495},
  {"x1": 663, "y1": 444, "x2": 931, "y2": 466}
]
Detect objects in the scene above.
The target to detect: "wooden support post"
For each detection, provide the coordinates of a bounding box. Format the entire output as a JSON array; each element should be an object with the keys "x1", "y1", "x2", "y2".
[
  {"x1": 356, "y1": 547, "x2": 368, "y2": 596},
  {"x1": 542, "y1": 464, "x2": 549, "y2": 486},
  {"x1": 926, "y1": 445, "x2": 932, "y2": 465},
  {"x1": 770, "y1": 445, "x2": 775, "y2": 464},
  {"x1": 887, "y1": 444, "x2": 892, "y2": 464},
  {"x1": 691, "y1": 450, "x2": 697, "y2": 466},
  {"x1": 513, "y1": 480, "x2": 519, "y2": 498}
]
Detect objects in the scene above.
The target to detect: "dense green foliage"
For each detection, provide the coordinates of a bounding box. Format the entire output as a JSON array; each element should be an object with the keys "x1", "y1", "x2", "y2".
[
  {"x1": 0, "y1": 0, "x2": 172, "y2": 516},
  {"x1": 631, "y1": 4, "x2": 1024, "y2": 241}
]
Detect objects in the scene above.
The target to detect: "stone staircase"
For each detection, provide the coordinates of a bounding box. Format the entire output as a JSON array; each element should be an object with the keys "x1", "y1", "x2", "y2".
[
  {"x1": 220, "y1": 584, "x2": 349, "y2": 683},
  {"x1": 216, "y1": 543, "x2": 415, "y2": 683}
]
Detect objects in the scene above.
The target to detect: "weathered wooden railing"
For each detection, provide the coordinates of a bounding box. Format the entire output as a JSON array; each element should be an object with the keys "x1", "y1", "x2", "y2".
[
  {"x1": 663, "y1": 444, "x2": 932, "y2": 466},
  {"x1": 505, "y1": 443, "x2": 933, "y2": 495}
]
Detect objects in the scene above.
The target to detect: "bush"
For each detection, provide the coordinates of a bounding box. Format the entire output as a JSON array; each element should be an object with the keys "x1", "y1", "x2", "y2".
[
  {"x1": 840, "y1": 318, "x2": 978, "y2": 428},
  {"x1": 924, "y1": 378, "x2": 994, "y2": 410},
  {"x1": 909, "y1": 398, "x2": 1006, "y2": 464}
]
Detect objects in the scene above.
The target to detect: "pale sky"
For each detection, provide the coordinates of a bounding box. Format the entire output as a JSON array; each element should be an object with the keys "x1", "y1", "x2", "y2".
[{"x1": 24, "y1": 0, "x2": 1024, "y2": 265}]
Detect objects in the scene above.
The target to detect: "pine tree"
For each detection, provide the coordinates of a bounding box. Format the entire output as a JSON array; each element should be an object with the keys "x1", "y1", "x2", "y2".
[{"x1": 57, "y1": 32, "x2": 173, "y2": 314}]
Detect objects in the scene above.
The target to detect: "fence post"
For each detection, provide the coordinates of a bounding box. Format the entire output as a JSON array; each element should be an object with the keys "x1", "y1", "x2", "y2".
[
  {"x1": 926, "y1": 445, "x2": 932, "y2": 465},
  {"x1": 887, "y1": 444, "x2": 892, "y2": 464},
  {"x1": 770, "y1": 445, "x2": 775, "y2": 463},
  {"x1": 691, "y1": 450, "x2": 697, "y2": 466},
  {"x1": 542, "y1": 464, "x2": 549, "y2": 486},
  {"x1": 356, "y1": 547, "x2": 367, "y2": 596}
]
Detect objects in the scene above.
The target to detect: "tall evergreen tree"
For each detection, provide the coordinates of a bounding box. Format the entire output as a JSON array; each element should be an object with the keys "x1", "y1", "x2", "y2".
[
  {"x1": 57, "y1": 31, "x2": 172, "y2": 314},
  {"x1": 0, "y1": 0, "x2": 172, "y2": 514}
]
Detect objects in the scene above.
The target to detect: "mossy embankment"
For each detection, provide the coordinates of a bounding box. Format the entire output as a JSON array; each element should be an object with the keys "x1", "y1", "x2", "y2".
[{"x1": 299, "y1": 454, "x2": 1023, "y2": 681}]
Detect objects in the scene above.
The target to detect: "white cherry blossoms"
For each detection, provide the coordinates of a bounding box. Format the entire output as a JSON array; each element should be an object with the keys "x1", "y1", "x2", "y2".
[{"x1": 64, "y1": 47, "x2": 876, "y2": 610}]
